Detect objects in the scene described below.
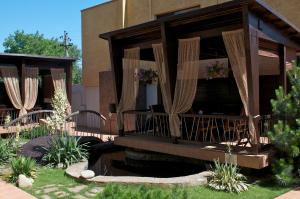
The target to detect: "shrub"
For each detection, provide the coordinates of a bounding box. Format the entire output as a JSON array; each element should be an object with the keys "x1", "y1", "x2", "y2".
[
  {"x1": 20, "y1": 124, "x2": 49, "y2": 139},
  {"x1": 268, "y1": 62, "x2": 300, "y2": 185},
  {"x1": 10, "y1": 156, "x2": 36, "y2": 182},
  {"x1": 42, "y1": 136, "x2": 88, "y2": 168},
  {"x1": 208, "y1": 160, "x2": 249, "y2": 193},
  {"x1": 0, "y1": 138, "x2": 19, "y2": 164}
]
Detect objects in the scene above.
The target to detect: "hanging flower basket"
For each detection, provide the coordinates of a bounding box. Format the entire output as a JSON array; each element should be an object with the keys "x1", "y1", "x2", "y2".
[
  {"x1": 137, "y1": 68, "x2": 158, "y2": 85},
  {"x1": 207, "y1": 61, "x2": 229, "y2": 79}
]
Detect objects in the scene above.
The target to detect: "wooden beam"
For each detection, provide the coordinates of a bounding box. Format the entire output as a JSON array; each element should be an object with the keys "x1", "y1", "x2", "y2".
[
  {"x1": 243, "y1": 5, "x2": 260, "y2": 153},
  {"x1": 160, "y1": 22, "x2": 177, "y2": 100},
  {"x1": 114, "y1": 135, "x2": 272, "y2": 169},
  {"x1": 279, "y1": 44, "x2": 287, "y2": 93}
]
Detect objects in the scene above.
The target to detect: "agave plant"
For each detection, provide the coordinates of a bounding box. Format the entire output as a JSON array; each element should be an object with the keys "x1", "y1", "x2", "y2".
[
  {"x1": 208, "y1": 160, "x2": 249, "y2": 193},
  {"x1": 42, "y1": 136, "x2": 88, "y2": 168},
  {"x1": 10, "y1": 156, "x2": 36, "y2": 182}
]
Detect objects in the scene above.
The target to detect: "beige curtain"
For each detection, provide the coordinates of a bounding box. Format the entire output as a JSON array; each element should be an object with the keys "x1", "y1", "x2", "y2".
[
  {"x1": 0, "y1": 66, "x2": 23, "y2": 116},
  {"x1": 152, "y1": 44, "x2": 172, "y2": 114},
  {"x1": 222, "y1": 29, "x2": 255, "y2": 142},
  {"x1": 153, "y1": 38, "x2": 200, "y2": 137},
  {"x1": 117, "y1": 47, "x2": 140, "y2": 130},
  {"x1": 0, "y1": 66, "x2": 39, "y2": 117},
  {"x1": 170, "y1": 37, "x2": 200, "y2": 137},
  {"x1": 50, "y1": 68, "x2": 71, "y2": 114},
  {"x1": 23, "y1": 67, "x2": 39, "y2": 114}
]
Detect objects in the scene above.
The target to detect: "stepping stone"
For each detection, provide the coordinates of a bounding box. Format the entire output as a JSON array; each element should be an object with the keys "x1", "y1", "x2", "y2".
[
  {"x1": 68, "y1": 185, "x2": 88, "y2": 193},
  {"x1": 44, "y1": 187, "x2": 58, "y2": 194},
  {"x1": 54, "y1": 191, "x2": 69, "y2": 198},
  {"x1": 73, "y1": 195, "x2": 88, "y2": 199},
  {"x1": 41, "y1": 184, "x2": 56, "y2": 188},
  {"x1": 41, "y1": 195, "x2": 52, "y2": 199},
  {"x1": 85, "y1": 192, "x2": 97, "y2": 197},
  {"x1": 89, "y1": 187, "x2": 104, "y2": 194},
  {"x1": 35, "y1": 190, "x2": 41, "y2": 194}
]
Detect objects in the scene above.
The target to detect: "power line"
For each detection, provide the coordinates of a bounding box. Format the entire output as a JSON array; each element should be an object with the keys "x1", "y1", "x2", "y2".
[{"x1": 60, "y1": 31, "x2": 73, "y2": 57}]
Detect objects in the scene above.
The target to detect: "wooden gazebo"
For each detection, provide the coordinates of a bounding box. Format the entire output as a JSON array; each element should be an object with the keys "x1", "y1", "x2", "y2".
[
  {"x1": 100, "y1": 0, "x2": 300, "y2": 169},
  {"x1": 0, "y1": 53, "x2": 75, "y2": 125}
]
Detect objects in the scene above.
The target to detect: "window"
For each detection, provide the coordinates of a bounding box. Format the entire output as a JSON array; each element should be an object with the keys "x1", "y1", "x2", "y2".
[{"x1": 156, "y1": 6, "x2": 201, "y2": 19}]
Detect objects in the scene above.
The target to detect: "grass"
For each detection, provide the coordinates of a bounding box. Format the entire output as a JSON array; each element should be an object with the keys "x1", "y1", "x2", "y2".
[
  {"x1": 99, "y1": 182, "x2": 292, "y2": 199},
  {"x1": 23, "y1": 168, "x2": 102, "y2": 199},
  {"x1": 19, "y1": 167, "x2": 294, "y2": 199}
]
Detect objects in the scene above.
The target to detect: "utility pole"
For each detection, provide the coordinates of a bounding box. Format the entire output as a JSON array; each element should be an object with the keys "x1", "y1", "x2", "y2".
[{"x1": 60, "y1": 31, "x2": 73, "y2": 57}]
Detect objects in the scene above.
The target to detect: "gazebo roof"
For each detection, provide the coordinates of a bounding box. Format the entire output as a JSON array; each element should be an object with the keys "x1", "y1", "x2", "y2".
[
  {"x1": 99, "y1": 0, "x2": 300, "y2": 48},
  {"x1": 0, "y1": 53, "x2": 76, "y2": 62}
]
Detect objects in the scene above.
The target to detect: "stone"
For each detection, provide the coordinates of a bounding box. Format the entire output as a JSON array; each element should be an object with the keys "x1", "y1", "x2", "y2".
[
  {"x1": 90, "y1": 187, "x2": 104, "y2": 194},
  {"x1": 41, "y1": 195, "x2": 52, "y2": 199},
  {"x1": 80, "y1": 170, "x2": 95, "y2": 179},
  {"x1": 73, "y1": 195, "x2": 88, "y2": 199},
  {"x1": 54, "y1": 191, "x2": 69, "y2": 198},
  {"x1": 57, "y1": 163, "x2": 64, "y2": 169},
  {"x1": 44, "y1": 187, "x2": 58, "y2": 193},
  {"x1": 17, "y1": 174, "x2": 34, "y2": 188},
  {"x1": 68, "y1": 185, "x2": 87, "y2": 193}
]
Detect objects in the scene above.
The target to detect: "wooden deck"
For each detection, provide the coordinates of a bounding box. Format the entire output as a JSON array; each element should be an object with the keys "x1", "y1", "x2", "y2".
[
  {"x1": 114, "y1": 135, "x2": 273, "y2": 169},
  {"x1": 0, "y1": 180, "x2": 36, "y2": 199}
]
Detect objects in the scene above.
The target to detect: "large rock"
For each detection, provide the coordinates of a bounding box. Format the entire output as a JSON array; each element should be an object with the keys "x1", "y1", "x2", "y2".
[
  {"x1": 17, "y1": 174, "x2": 34, "y2": 188},
  {"x1": 80, "y1": 170, "x2": 95, "y2": 179}
]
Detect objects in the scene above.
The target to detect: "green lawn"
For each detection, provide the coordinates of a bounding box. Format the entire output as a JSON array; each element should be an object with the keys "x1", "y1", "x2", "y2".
[{"x1": 21, "y1": 168, "x2": 293, "y2": 199}]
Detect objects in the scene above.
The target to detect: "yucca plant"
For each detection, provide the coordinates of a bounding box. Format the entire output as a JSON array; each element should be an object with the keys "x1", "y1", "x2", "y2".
[
  {"x1": 10, "y1": 156, "x2": 36, "y2": 182},
  {"x1": 208, "y1": 160, "x2": 249, "y2": 193},
  {"x1": 42, "y1": 136, "x2": 88, "y2": 168}
]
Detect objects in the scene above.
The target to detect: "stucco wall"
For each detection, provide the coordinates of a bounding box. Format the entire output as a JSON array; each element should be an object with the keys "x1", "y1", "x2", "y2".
[
  {"x1": 81, "y1": 0, "x2": 123, "y2": 87},
  {"x1": 82, "y1": 0, "x2": 300, "y2": 87}
]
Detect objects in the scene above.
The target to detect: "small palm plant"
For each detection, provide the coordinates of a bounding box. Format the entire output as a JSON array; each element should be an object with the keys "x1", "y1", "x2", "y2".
[
  {"x1": 42, "y1": 136, "x2": 88, "y2": 168},
  {"x1": 10, "y1": 156, "x2": 36, "y2": 182},
  {"x1": 208, "y1": 160, "x2": 249, "y2": 193}
]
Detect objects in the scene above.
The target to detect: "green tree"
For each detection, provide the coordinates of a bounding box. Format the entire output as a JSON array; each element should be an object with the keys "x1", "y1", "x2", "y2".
[
  {"x1": 3, "y1": 30, "x2": 82, "y2": 84},
  {"x1": 268, "y1": 62, "x2": 300, "y2": 185}
]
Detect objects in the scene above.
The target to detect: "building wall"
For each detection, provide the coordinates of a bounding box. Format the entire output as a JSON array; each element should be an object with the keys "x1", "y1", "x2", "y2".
[
  {"x1": 82, "y1": 0, "x2": 300, "y2": 87},
  {"x1": 81, "y1": 0, "x2": 300, "y2": 115},
  {"x1": 81, "y1": 0, "x2": 123, "y2": 87}
]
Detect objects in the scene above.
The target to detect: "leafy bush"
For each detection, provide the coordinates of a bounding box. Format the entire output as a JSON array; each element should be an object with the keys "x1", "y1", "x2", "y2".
[
  {"x1": 42, "y1": 136, "x2": 88, "y2": 168},
  {"x1": 20, "y1": 124, "x2": 49, "y2": 139},
  {"x1": 268, "y1": 63, "x2": 300, "y2": 185},
  {"x1": 10, "y1": 156, "x2": 36, "y2": 182},
  {"x1": 208, "y1": 160, "x2": 249, "y2": 193},
  {"x1": 0, "y1": 138, "x2": 19, "y2": 164}
]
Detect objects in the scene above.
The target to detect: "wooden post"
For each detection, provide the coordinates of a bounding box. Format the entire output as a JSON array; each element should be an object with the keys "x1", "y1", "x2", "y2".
[
  {"x1": 66, "y1": 62, "x2": 72, "y2": 104},
  {"x1": 243, "y1": 5, "x2": 260, "y2": 153},
  {"x1": 108, "y1": 37, "x2": 124, "y2": 136},
  {"x1": 279, "y1": 44, "x2": 287, "y2": 93}
]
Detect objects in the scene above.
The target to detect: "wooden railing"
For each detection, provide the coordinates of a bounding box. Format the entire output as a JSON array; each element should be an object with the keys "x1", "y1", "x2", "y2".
[
  {"x1": 124, "y1": 111, "x2": 273, "y2": 151},
  {"x1": 0, "y1": 107, "x2": 42, "y2": 126}
]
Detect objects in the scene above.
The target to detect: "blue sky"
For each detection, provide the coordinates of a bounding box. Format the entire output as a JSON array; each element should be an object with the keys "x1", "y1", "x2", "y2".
[{"x1": 0, "y1": 0, "x2": 109, "y2": 52}]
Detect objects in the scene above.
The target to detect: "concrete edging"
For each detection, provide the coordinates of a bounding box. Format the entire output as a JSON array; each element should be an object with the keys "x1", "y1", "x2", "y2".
[{"x1": 65, "y1": 161, "x2": 211, "y2": 187}]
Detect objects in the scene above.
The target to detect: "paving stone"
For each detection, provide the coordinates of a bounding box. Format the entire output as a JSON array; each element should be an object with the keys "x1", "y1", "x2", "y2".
[
  {"x1": 89, "y1": 187, "x2": 104, "y2": 194},
  {"x1": 85, "y1": 192, "x2": 97, "y2": 197},
  {"x1": 68, "y1": 185, "x2": 88, "y2": 193},
  {"x1": 41, "y1": 184, "x2": 56, "y2": 188},
  {"x1": 41, "y1": 195, "x2": 52, "y2": 199},
  {"x1": 34, "y1": 190, "x2": 41, "y2": 194},
  {"x1": 73, "y1": 195, "x2": 88, "y2": 199},
  {"x1": 43, "y1": 187, "x2": 58, "y2": 194},
  {"x1": 54, "y1": 191, "x2": 69, "y2": 198}
]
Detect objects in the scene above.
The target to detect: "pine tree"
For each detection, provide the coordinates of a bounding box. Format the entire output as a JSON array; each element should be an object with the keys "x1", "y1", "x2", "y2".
[{"x1": 268, "y1": 62, "x2": 300, "y2": 185}]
